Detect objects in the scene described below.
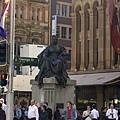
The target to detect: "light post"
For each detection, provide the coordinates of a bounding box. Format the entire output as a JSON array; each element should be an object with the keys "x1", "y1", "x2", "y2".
[{"x1": 6, "y1": 0, "x2": 15, "y2": 119}]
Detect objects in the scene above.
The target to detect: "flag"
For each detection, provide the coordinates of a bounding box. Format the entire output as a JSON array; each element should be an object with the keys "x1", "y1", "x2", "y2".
[
  {"x1": 109, "y1": 0, "x2": 120, "y2": 55},
  {"x1": 0, "y1": 0, "x2": 10, "y2": 39}
]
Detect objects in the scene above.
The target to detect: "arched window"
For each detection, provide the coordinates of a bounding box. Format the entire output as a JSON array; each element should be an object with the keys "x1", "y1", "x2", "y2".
[
  {"x1": 84, "y1": 3, "x2": 90, "y2": 69},
  {"x1": 93, "y1": 1, "x2": 99, "y2": 29},
  {"x1": 84, "y1": 4, "x2": 90, "y2": 31},
  {"x1": 76, "y1": 6, "x2": 81, "y2": 32}
]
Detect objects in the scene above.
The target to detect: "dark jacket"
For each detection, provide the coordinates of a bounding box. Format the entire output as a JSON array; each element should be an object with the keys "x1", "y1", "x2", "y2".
[
  {"x1": 40, "y1": 110, "x2": 48, "y2": 120},
  {"x1": 100, "y1": 112, "x2": 107, "y2": 120},
  {"x1": 46, "y1": 108, "x2": 52, "y2": 120},
  {"x1": 0, "y1": 109, "x2": 6, "y2": 120},
  {"x1": 38, "y1": 107, "x2": 41, "y2": 120},
  {"x1": 54, "y1": 110, "x2": 61, "y2": 120}
]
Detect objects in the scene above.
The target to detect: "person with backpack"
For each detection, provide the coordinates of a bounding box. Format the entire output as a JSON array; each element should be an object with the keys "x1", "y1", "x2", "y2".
[{"x1": 0, "y1": 103, "x2": 6, "y2": 120}]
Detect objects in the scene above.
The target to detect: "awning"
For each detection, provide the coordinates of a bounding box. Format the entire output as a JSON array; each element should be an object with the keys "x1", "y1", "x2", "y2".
[{"x1": 69, "y1": 72, "x2": 120, "y2": 86}]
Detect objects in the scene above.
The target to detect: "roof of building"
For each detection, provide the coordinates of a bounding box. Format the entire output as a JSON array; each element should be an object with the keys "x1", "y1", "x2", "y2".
[{"x1": 69, "y1": 72, "x2": 120, "y2": 86}]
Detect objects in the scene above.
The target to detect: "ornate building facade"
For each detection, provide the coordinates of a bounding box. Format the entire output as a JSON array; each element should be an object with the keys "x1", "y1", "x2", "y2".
[
  {"x1": 71, "y1": 0, "x2": 120, "y2": 112},
  {"x1": 0, "y1": 0, "x2": 49, "y2": 56},
  {"x1": 71, "y1": 0, "x2": 120, "y2": 72}
]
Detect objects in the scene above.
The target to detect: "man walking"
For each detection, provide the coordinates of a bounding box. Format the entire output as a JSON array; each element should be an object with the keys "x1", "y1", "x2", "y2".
[
  {"x1": 13, "y1": 105, "x2": 22, "y2": 120},
  {"x1": 44, "y1": 102, "x2": 52, "y2": 120},
  {"x1": 91, "y1": 104, "x2": 99, "y2": 120},
  {"x1": 106, "y1": 104, "x2": 118, "y2": 120},
  {"x1": 63, "y1": 101, "x2": 76, "y2": 120},
  {"x1": 28, "y1": 99, "x2": 39, "y2": 120}
]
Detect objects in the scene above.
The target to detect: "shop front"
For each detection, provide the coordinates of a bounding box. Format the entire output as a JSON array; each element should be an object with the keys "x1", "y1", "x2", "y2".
[{"x1": 70, "y1": 72, "x2": 120, "y2": 112}]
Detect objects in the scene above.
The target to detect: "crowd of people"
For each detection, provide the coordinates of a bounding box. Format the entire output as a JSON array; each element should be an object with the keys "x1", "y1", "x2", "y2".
[{"x1": 0, "y1": 98, "x2": 119, "y2": 120}]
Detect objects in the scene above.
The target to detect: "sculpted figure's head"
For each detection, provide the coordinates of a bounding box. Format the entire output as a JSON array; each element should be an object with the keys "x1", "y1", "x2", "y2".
[{"x1": 51, "y1": 35, "x2": 58, "y2": 45}]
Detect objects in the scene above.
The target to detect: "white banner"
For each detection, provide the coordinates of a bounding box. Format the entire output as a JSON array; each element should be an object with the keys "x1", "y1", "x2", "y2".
[{"x1": 52, "y1": 15, "x2": 57, "y2": 36}]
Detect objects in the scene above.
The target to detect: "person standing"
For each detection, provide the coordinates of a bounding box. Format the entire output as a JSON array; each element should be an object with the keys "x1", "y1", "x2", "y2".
[
  {"x1": 28, "y1": 99, "x2": 39, "y2": 120},
  {"x1": 40, "y1": 105, "x2": 48, "y2": 120},
  {"x1": 0, "y1": 103, "x2": 6, "y2": 120},
  {"x1": 63, "y1": 101, "x2": 76, "y2": 120},
  {"x1": 91, "y1": 104, "x2": 99, "y2": 120},
  {"x1": 13, "y1": 105, "x2": 22, "y2": 120},
  {"x1": 44, "y1": 102, "x2": 52, "y2": 120},
  {"x1": 82, "y1": 105, "x2": 93, "y2": 120},
  {"x1": 73, "y1": 104, "x2": 81, "y2": 120},
  {"x1": 100, "y1": 107, "x2": 107, "y2": 120},
  {"x1": 54, "y1": 106, "x2": 61, "y2": 120},
  {"x1": 37, "y1": 103, "x2": 41, "y2": 120},
  {"x1": 106, "y1": 104, "x2": 118, "y2": 120},
  {"x1": 0, "y1": 98, "x2": 7, "y2": 114}
]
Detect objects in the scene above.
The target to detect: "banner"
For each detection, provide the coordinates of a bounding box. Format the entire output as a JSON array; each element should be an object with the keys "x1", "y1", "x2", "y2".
[
  {"x1": 109, "y1": 0, "x2": 120, "y2": 55},
  {"x1": 52, "y1": 15, "x2": 57, "y2": 36}
]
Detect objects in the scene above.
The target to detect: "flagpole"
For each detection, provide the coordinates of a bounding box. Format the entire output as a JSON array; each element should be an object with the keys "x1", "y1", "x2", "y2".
[{"x1": 6, "y1": 0, "x2": 15, "y2": 119}]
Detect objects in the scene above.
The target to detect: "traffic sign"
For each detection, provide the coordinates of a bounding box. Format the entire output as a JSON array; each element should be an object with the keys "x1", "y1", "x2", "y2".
[{"x1": 14, "y1": 56, "x2": 38, "y2": 66}]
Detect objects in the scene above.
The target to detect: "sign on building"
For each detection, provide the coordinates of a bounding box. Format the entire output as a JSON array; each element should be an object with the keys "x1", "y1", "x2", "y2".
[{"x1": 52, "y1": 15, "x2": 57, "y2": 36}]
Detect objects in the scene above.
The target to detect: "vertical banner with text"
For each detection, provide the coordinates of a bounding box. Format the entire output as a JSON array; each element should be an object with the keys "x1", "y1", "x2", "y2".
[{"x1": 52, "y1": 15, "x2": 57, "y2": 36}]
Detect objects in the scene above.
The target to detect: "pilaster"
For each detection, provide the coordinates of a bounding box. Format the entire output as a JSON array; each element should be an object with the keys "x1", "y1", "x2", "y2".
[
  {"x1": 97, "y1": 6, "x2": 105, "y2": 69},
  {"x1": 71, "y1": 13, "x2": 77, "y2": 71},
  {"x1": 88, "y1": 9, "x2": 94, "y2": 70}
]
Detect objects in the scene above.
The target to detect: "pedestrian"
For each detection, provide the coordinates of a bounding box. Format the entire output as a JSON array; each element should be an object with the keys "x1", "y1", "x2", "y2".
[
  {"x1": 54, "y1": 106, "x2": 61, "y2": 120},
  {"x1": 0, "y1": 98, "x2": 7, "y2": 114},
  {"x1": 0, "y1": 103, "x2": 6, "y2": 120},
  {"x1": 62, "y1": 101, "x2": 76, "y2": 120},
  {"x1": 73, "y1": 104, "x2": 81, "y2": 120},
  {"x1": 82, "y1": 105, "x2": 93, "y2": 120},
  {"x1": 28, "y1": 99, "x2": 39, "y2": 120},
  {"x1": 37, "y1": 103, "x2": 41, "y2": 120},
  {"x1": 24, "y1": 108, "x2": 28, "y2": 120},
  {"x1": 91, "y1": 104, "x2": 99, "y2": 120},
  {"x1": 106, "y1": 103, "x2": 118, "y2": 120},
  {"x1": 100, "y1": 107, "x2": 107, "y2": 120},
  {"x1": 40, "y1": 105, "x2": 48, "y2": 120},
  {"x1": 13, "y1": 105, "x2": 22, "y2": 120},
  {"x1": 44, "y1": 102, "x2": 52, "y2": 120}
]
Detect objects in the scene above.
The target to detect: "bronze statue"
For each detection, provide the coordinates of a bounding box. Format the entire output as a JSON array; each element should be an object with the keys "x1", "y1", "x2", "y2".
[{"x1": 35, "y1": 36, "x2": 69, "y2": 88}]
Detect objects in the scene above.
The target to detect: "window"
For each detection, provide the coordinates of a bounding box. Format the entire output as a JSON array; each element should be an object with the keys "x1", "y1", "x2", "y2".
[
  {"x1": 56, "y1": 4, "x2": 60, "y2": 15},
  {"x1": 68, "y1": 50, "x2": 71, "y2": 61},
  {"x1": 86, "y1": 11, "x2": 90, "y2": 30},
  {"x1": 69, "y1": 6, "x2": 72, "y2": 17},
  {"x1": 20, "y1": 7, "x2": 23, "y2": 18},
  {"x1": 61, "y1": 27, "x2": 67, "y2": 38},
  {"x1": 32, "y1": 39, "x2": 38, "y2": 43},
  {"x1": 62, "y1": 5, "x2": 67, "y2": 16},
  {"x1": 69, "y1": 28, "x2": 72, "y2": 39},
  {"x1": 56, "y1": 26, "x2": 60, "y2": 38},
  {"x1": 32, "y1": 8, "x2": 34, "y2": 20}
]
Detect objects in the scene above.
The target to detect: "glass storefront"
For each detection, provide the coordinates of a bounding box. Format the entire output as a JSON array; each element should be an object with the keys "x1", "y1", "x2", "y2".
[
  {"x1": 103, "y1": 85, "x2": 120, "y2": 110},
  {"x1": 76, "y1": 86, "x2": 97, "y2": 113}
]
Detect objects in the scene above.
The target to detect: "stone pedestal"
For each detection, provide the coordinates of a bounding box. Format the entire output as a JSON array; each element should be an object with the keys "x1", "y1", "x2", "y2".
[{"x1": 30, "y1": 77, "x2": 76, "y2": 111}]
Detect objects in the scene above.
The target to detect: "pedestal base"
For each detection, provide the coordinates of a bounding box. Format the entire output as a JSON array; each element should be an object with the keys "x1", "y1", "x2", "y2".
[{"x1": 30, "y1": 77, "x2": 76, "y2": 111}]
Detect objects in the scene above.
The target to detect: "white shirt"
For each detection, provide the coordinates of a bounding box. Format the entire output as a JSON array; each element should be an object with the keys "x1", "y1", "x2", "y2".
[
  {"x1": 28, "y1": 105, "x2": 39, "y2": 120},
  {"x1": 106, "y1": 109, "x2": 118, "y2": 120},
  {"x1": 91, "y1": 109, "x2": 99, "y2": 119},
  {"x1": 2, "y1": 103, "x2": 7, "y2": 113}
]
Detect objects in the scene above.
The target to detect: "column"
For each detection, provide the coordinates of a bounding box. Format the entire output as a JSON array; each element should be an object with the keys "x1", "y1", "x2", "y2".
[
  {"x1": 97, "y1": 6, "x2": 105, "y2": 69},
  {"x1": 40, "y1": 8, "x2": 42, "y2": 21},
  {"x1": 71, "y1": 13, "x2": 77, "y2": 71},
  {"x1": 17, "y1": 6, "x2": 21, "y2": 18},
  {"x1": 96, "y1": 86, "x2": 103, "y2": 111},
  {"x1": 45, "y1": 7, "x2": 48, "y2": 23},
  {"x1": 80, "y1": 11, "x2": 86, "y2": 70},
  {"x1": 88, "y1": 9, "x2": 94, "y2": 70},
  {"x1": 23, "y1": 6, "x2": 26, "y2": 19},
  {"x1": 105, "y1": 1, "x2": 111, "y2": 69},
  {"x1": 34, "y1": 8, "x2": 37, "y2": 20}
]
